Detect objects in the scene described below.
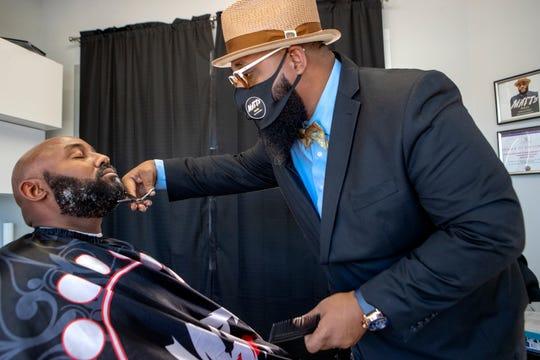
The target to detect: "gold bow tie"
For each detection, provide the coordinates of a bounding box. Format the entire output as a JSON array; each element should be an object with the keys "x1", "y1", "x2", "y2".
[{"x1": 298, "y1": 122, "x2": 328, "y2": 149}]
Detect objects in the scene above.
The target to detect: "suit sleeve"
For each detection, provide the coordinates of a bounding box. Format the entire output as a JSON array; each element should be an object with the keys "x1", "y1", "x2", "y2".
[
  {"x1": 163, "y1": 140, "x2": 277, "y2": 201},
  {"x1": 359, "y1": 71, "x2": 525, "y2": 340}
]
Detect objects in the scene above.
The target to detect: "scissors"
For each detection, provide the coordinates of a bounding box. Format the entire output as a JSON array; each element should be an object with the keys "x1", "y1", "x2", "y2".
[{"x1": 117, "y1": 187, "x2": 155, "y2": 204}]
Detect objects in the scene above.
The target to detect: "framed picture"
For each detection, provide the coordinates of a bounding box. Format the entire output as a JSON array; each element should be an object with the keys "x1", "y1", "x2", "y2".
[
  {"x1": 494, "y1": 69, "x2": 540, "y2": 124},
  {"x1": 497, "y1": 125, "x2": 540, "y2": 175}
]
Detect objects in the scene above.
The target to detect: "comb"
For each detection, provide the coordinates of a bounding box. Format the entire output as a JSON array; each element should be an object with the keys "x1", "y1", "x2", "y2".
[{"x1": 269, "y1": 314, "x2": 320, "y2": 344}]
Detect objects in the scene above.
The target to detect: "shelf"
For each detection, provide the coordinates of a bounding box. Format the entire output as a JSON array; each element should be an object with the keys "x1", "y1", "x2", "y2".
[{"x1": 0, "y1": 38, "x2": 62, "y2": 130}]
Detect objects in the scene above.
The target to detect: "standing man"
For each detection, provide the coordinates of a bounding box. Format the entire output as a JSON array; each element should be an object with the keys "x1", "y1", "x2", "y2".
[{"x1": 123, "y1": 0, "x2": 528, "y2": 358}]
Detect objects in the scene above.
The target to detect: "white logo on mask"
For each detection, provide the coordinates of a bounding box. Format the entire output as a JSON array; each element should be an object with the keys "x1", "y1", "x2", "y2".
[{"x1": 245, "y1": 97, "x2": 266, "y2": 119}]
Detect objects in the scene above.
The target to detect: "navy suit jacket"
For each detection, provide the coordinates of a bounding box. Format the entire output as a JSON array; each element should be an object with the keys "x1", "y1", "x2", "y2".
[{"x1": 163, "y1": 54, "x2": 528, "y2": 359}]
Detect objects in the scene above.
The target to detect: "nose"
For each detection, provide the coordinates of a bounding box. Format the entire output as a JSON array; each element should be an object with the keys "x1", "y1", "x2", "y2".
[{"x1": 95, "y1": 153, "x2": 111, "y2": 168}]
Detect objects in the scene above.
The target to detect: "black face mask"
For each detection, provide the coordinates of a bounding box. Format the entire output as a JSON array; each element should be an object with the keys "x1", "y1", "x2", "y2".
[{"x1": 234, "y1": 49, "x2": 302, "y2": 130}]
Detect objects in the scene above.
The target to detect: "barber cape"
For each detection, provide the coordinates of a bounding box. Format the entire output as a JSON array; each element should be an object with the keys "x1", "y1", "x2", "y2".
[{"x1": 0, "y1": 227, "x2": 288, "y2": 360}]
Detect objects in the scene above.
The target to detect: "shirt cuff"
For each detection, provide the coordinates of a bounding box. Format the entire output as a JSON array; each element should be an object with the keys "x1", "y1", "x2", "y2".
[
  {"x1": 355, "y1": 288, "x2": 376, "y2": 315},
  {"x1": 154, "y1": 159, "x2": 167, "y2": 191}
]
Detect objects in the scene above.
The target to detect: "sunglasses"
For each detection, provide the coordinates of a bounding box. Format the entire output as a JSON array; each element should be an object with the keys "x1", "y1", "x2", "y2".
[{"x1": 228, "y1": 46, "x2": 288, "y2": 88}]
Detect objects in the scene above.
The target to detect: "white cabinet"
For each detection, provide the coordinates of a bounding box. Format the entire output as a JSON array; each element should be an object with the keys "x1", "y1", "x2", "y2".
[
  {"x1": 0, "y1": 37, "x2": 62, "y2": 130},
  {"x1": 0, "y1": 121, "x2": 45, "y2": 194}
]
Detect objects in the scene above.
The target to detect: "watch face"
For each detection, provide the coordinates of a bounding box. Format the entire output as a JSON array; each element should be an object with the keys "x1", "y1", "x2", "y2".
[{"x1": 369, "y1": 316, "x2": 388, "y2": 331}]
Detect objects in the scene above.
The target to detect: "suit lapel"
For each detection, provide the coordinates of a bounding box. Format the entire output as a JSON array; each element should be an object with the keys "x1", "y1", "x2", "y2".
[
  {"x1": 320, "y1": 55, "x2": 361, "y2": 264},
  {"x1": 282, "y1": 161, "x2": 319, "y2": 220},
  {"x1": 274, "y1": 163, "x2": 321, "y2": 254}
]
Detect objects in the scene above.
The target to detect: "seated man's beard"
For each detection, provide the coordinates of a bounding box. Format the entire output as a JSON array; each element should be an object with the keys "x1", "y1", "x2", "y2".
[
  {"x1": 43, "y1": 165, "x2": 125, "y2": 218},
  {"x1": 259, "y1": 76, "x2": 308, "y2": 165}
]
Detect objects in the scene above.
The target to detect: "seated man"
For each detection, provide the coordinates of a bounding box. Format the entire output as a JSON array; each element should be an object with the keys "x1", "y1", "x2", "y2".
[{"x1": 2, "y1": 136, "x2": 288, "y2": 360}]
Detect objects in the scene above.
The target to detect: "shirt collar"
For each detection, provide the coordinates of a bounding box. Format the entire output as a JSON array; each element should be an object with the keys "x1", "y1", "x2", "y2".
[
  {"x1": 306, "y1": 58, "x2": 342, "y2": 135},
  {"x1": 38, "y1": 226, "x2": 103, "y2": 238},
  {"x1": 34, "y1": 227, "x2": 104, "y2": 244}
]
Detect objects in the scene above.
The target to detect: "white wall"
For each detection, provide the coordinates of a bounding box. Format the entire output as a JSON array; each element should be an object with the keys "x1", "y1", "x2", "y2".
[
  {"x1": 0, "y1": 121, "x2": 45, "y2": 193},
  {"x1": 40, "y1": 0, "x2": 236, "y2": 138},
  {"x1": 383, "y1": 0, "x2": 540, "y2": 274},
  {"x1": 0, "y1": 38, "x2": 63, "y2": 130},
  {"x1": 0, "y1": 0, "x2": 47, "y2": 240},
  {"x1": 0, "y1": 122, "x2": 44, "y2": 242},
  {"x1": 0, "y1": 0, "x2": 44, "y2": 51},
  {"x1": 0, "y1": 194, "x2": 33, "y2": 242}
]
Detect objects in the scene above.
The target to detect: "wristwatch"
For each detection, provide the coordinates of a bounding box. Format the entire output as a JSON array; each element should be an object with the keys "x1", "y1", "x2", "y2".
[{"x1": 361, "y1": 308, "x2": 388, "y2": 331}]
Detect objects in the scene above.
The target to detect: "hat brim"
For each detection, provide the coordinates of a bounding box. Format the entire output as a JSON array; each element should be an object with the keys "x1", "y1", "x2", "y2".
[
  {"x1": 212, "y1": 29, "x2": 341, "y2": 68},
  {"x1": 515, "y1": 79, "x2": 531, "y2": 86}
]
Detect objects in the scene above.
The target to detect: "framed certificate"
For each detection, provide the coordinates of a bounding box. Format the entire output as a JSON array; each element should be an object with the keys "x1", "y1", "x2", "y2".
[
  {"x1": 494, "y1": 69, "x2": 540, "y2": 124},
  {"x1": 497, "y1": 125, "x2": 540, "y2": 175}
]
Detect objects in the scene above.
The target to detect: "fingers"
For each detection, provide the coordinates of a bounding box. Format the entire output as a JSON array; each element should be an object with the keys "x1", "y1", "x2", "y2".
[
  {"x1": 305, "y1": 323, "x2": 328, "y2": 353},
  {"x1": 303, "y1": 292, "x2": 367, "y2": 353},
  {"x1": 122, "y1": 160, "x2": 157, "y2": 212},
  {"x1": 122, "y1": 160, "x2": 157, "y2": 198},
  {"x1": 300, "y1": 303, "x2": 321, "y2": 318},
  {"x1": 303, "y1": 306, "x2": 319, "y2": 319},
  {"x1": 122, "y1": 175, "x2": 139, "y2": 199},
  {"x1": 303, "y1": 304, "x2": 323, "y2": 353},
  {"x1": 295, "y1": 306, "x2": 318, "y2": 327},
  {"x1": 129, "y1": 200, "x2": 153, "y2": 212},
  {"x1": 141, "y1": 176, "x2": 156, "y2": 195}
]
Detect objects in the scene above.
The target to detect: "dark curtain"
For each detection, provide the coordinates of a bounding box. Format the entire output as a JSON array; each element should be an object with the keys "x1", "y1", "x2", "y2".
[
  {"x1": 80, "y1": 0, "x2": 383, "y2": 339},
  {"x1": 80, "y1": 16, "x2": 214, "y2": 292},
  {"x1": 318, "y1": 0, "x2": 385, "y2": 67}
]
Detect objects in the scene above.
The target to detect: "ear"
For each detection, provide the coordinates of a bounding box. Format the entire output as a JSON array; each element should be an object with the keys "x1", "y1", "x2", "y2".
[
  {"x1": 19, "y1": 179, "x2": 49, "y2": 202},
  {"x1": 287, "y1": 45, "x2": 308, "y2": 76}
]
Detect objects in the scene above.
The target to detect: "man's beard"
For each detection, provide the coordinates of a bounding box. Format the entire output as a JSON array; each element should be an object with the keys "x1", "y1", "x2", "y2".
[
  {"x1": 44, "y1": 164, "x2": 125, "y2": 218},
  {"x1": 259, "y1": 76, "x2": 308, "y2": 165}
]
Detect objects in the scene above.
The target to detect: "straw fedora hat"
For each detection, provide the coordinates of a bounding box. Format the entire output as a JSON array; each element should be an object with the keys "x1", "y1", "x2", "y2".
[
  {"x1": 212, "y1": 0, "x2": 341, "y2": 68},
  {"x1": 514, "y1": 78, "x2": 531, "y2": 87}
]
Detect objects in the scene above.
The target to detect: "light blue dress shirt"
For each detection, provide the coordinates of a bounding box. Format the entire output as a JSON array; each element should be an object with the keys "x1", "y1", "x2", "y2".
[
  {"x1": 154, "y1": 58, "x2": 376, "y2": 317},
  {"x1": 290, "y1": 59, "x2": 341, "y2": 216},
  {"x1": 154, "y1": 159, "x2": 167, "y2": 190}
]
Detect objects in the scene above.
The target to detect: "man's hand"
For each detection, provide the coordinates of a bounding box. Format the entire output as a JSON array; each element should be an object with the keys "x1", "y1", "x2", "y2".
[
  {"x1": 122, "y1": 160, "x2": 157, "y2": 212},
  {"x1": 304, "y1": 291, "x2": 366, "y2": 353}
]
